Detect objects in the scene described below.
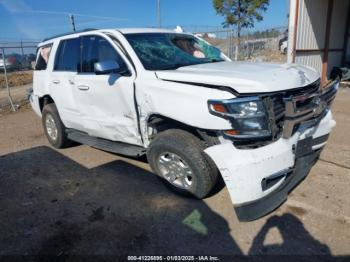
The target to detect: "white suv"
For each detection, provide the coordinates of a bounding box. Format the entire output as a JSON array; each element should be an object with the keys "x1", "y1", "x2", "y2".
[{"x1": 29, "y1": 28, "x2": 339, "y2": 221}]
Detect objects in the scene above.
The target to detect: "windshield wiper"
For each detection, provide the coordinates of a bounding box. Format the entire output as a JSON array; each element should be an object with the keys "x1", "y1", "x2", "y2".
[
  {"x1": 201, "y1": 58, "x2": 224, "y2": 63},
  {"x1": 155, "y1": 59, "x2": 224, "y2": 71},
  {"x1": 156, "y1": 63, "x2": 196, "y2": 70}
]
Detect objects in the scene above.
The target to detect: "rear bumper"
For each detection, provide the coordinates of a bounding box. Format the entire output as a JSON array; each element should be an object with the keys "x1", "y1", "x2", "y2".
[
  {"x1": 205, "y1": 110, "x2": 336, "y2": 221},
  {"x1": 28, "y1": 93, "x2": 42, "y2": 117}
]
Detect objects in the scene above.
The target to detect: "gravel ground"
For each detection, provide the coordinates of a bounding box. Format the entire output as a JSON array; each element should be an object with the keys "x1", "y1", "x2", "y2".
[{"x1": 0, "y1": 88, "x2": 349, "y2": 258}]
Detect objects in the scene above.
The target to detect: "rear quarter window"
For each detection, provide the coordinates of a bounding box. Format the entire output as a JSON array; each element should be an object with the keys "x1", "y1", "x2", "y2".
[{"x1": 35, "y1": 44, "x2": 53, "y2": 70}]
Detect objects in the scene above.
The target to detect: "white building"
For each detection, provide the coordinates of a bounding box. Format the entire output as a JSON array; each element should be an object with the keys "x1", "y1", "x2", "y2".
[{"x1": 288, "y1": 0, "x2": 349, "y2": 85}]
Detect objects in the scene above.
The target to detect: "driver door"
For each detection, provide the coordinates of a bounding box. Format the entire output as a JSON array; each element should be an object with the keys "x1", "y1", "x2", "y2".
[{"x1": 73, "y1": 34, "x2": 140, "y2": 145}]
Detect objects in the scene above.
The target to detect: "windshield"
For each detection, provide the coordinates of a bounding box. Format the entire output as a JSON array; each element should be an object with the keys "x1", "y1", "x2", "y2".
[{"x1": 124, "y1": 33, "x2": 224, "y2": 70}]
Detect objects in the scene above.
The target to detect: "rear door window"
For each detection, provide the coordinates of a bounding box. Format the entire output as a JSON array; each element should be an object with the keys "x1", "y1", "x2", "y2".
[{"x1": 54, "y1": 38, "x2": 81, "y2": 72}]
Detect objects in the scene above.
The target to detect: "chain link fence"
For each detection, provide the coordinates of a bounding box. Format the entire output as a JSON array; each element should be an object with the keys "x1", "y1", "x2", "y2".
[
  {"x1": 179, "y1": 25, "x2": 289, "y2": 63},
  {"x1": 0, "y1": 41, "x2": 38, "y2": 113}
]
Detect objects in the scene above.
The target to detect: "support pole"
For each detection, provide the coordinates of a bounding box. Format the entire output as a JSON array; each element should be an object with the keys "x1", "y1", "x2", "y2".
[
  {"x1": 157, "y1": 0, "x2": 161, "y2": 28},
  {"x1": 292, "y1": 0, "x2": 300, "y2": 63},
  {"x1": 1, "y1": 48, "x2": 16, "y2": 112},
  {"x1": 20, "y1": 40, "x2": 24, "y2": 58},
  {"x1": 322, "y1": 0, "x2": 334, "y2": 85},
  {"x1": 70, "y1": 14, "x2": 76, "y2": 32},
  {"x1": 227, "y1": 30, "x2": 230, "y2": 57},
  {"x1": 20, "y1": 40, "x2": 24, "y2": 71}
]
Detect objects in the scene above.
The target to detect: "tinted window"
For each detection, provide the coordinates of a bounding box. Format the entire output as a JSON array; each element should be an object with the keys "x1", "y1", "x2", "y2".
[
  {"x1": 54, "y1": 38, "x2": 80, "y2": 71},
  {"x1": 81, "y1": 35, "x2": 127, "y2": 73}
]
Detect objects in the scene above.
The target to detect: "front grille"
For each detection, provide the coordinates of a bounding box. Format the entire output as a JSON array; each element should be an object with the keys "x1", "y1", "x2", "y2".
[
  {"x1": 272, "y1": 95, "x2": 285, "y2": 120},
  {"x1": 265, "y1": 79, "x2": 338, "y2": 140},
  {"x1": 280, "y1": 79, "x2": 338, "y2": 138},
  {"x1": 270, "y1": 94, "x2": 285, "y2": 140}
]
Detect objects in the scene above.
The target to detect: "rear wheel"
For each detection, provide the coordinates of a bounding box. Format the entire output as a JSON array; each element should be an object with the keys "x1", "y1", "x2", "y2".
[
  {"x1": 42, "y1": 103, "x2": 72, "y2": 149},
  {"x1": 147, "y1": 129, "x2": 218, "y2": 199}
]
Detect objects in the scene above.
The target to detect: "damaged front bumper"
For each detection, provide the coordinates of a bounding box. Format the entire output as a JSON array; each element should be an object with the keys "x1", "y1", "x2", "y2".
[
  {"x1": 233, "y1": 149, "x2": 322, "y2": 221},
  {"x1": 205, "y1": 110, "x2": 336, "y2": 221}
]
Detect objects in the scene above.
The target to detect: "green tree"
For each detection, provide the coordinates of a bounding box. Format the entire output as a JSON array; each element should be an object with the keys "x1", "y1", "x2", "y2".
[{"x1": 213, "y1": 0, "x2": 269, "y2": 60}]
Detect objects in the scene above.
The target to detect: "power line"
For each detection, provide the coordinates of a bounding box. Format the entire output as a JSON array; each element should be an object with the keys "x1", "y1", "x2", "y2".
[{"x1": 17, "y1": 10, "x2": 127, "y2": 21}]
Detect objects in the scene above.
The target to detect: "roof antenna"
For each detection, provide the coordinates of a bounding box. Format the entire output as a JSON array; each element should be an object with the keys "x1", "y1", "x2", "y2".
[{"x1": 69, "y1": 14, "x2": 76, "y2": 32}]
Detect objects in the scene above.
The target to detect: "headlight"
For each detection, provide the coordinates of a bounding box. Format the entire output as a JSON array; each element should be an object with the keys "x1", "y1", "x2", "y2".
[{"x1": 208, "y1": 96, "x2": 271, "y2": 139}]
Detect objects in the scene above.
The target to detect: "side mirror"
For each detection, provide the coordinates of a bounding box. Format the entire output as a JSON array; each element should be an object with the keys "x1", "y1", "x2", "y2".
[{"x1": 94, "y1": 60, "x2": 120, "y2": 75}]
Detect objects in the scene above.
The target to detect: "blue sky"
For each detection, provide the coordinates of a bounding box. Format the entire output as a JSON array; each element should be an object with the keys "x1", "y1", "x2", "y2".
[{"x1": 0, "y1": 0, "x2": 289, "y2": 40}]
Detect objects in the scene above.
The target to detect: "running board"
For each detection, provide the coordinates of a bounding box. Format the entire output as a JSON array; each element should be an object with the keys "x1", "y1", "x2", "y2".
[{"x1": 66, "y1": 129, "x2": 146, "y2": 157}]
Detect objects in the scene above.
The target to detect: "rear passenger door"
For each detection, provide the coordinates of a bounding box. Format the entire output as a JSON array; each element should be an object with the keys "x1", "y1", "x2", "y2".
[
  {"x1": 73, "y1": 35, "x2": 140, "y2": 145},
  {"x1": 49, "y1": 38, "x2": 83, "y2": 130}
]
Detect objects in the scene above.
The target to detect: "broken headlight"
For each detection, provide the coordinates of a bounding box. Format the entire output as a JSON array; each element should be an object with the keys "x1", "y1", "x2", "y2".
[{"x1": 208, "y1": 96, "x2": 271, "y2": 139}]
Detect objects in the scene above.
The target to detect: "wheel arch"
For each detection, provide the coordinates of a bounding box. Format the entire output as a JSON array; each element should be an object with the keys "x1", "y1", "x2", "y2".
[
  {"x1": 39, "y1": 95, "x2": 55, "y2": 112},
  {"x1": 146, "y1": 113, "x2": 220, "y2": 147}
]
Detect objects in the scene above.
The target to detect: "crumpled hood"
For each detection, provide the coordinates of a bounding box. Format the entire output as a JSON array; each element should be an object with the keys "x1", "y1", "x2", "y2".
[{"x1": 156, "y1": 61, "x2": 320, "y2": 94}]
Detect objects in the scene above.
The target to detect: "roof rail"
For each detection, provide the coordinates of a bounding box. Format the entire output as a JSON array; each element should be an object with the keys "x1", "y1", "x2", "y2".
[{"x1": 42, "y1": 28, "x2": 98, "y2": 42}]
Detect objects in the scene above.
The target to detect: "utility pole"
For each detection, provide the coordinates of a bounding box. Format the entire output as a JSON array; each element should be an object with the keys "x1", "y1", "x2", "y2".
[
  {"x1": 234, "y1": 0, "x2": 241, "y2": 61},
  {"x1": 157, "y1": 0, "x2": 161, "y2": 28},
  {"x1": 70, "y1": 14, "x2": 76, "y2": 32}
]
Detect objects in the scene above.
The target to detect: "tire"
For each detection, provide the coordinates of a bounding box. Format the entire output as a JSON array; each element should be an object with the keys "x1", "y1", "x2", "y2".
[
  {"x1": 147, "y1": 129, "x2": 219, "y2": 199},
  {"x1": 42, "y1": 103, "x2": 72, "y2": 149}
]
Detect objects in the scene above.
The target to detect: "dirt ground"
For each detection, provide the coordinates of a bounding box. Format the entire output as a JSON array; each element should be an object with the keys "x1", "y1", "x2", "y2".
[
  {"x1": 0, "y1": 89, "x2": 349, "y2": 258},
  {"x1": 0, "y1": 71, "x2": 33, "y2": 89},
  {"x1": 0, "y1": 83, "x2": 32, "y2": 114}
]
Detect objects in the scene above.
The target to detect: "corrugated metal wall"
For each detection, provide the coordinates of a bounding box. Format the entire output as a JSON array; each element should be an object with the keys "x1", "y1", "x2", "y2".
[
  {"x1": 343, "y1": 2, "x2": 350, "y2": 64},
  {"x1": 330, "y1": 0, "x2": 348, "y2": 49},
  {"x1": 328, "y1": 0, "x2": 349, "y2": 74},
  {"x1": 295, "y1": 0, "x2": 328, "y2": 76},
  {"x1": 328, "y1": 52, "x2": 343, "y2": 74},
  {"x1": 296, "y1": 0, "x2": 328, "y2": 50},
  {"x1": 296, "y1": 54, "x2": 323, "y2": 73},
  {"x1": 289, "y1": 0, "x2": 349, "y2": 80},
  {"x1": 346, "y1": 25, "x2": 350, "y2": 63}
]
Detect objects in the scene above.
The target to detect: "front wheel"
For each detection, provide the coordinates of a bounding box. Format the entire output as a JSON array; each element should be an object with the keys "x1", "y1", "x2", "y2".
[{"x1": 147, "y1": 129, "x2": 218, "y2": 199}]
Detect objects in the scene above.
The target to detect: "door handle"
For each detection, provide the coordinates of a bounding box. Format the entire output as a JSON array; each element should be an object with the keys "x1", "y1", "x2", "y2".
[
  {"x1": 77, "y1": 85, "x2": 90, "y2": 91},
  {"x1": 52, "y1": 80, "x2": 60, "y2": 84}
]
